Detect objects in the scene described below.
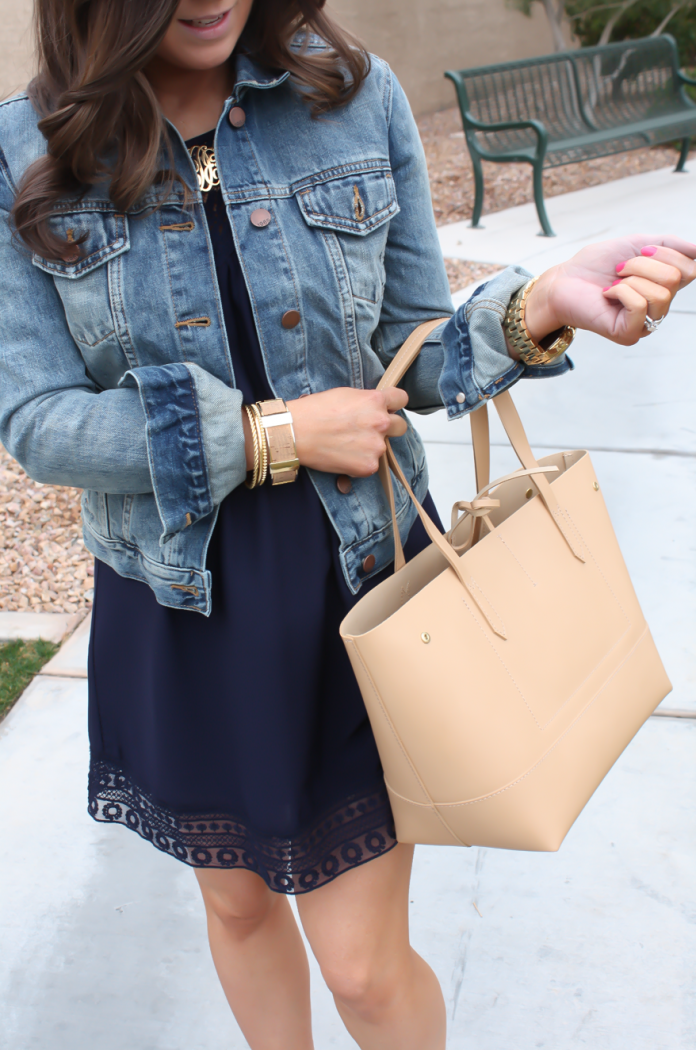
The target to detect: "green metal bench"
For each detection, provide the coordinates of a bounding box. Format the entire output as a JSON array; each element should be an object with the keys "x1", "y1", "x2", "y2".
[{"x1": 445, "y1": 34, "x2": 696, "y2": 236}]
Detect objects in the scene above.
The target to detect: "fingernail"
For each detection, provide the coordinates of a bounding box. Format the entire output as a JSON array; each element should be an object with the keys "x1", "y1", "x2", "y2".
[
  {"x1": 641, "y1": 245, "x2": 658, "y2": 256},
  {"x1": 611, "y1": 279, "x2": 622, "y2": 286},
  {"x1": 602, "y1": 285, "x2": 611, "y2": 292},
  {"x1": 615, "y1": 261, "x2": 626, "y2": 273}
]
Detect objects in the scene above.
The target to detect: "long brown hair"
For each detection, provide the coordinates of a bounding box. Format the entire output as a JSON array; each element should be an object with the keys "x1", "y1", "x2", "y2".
[{"x1": 12, "y1": 0, "x2": 369, "y2": 259}]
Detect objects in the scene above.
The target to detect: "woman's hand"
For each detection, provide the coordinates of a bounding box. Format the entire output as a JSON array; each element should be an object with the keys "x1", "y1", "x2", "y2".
[
  {"x1": 286, "y1": 387, "x2": 409, "y2": 477},
  {"x1": 523, "y1": 235, "x2": 696, "y2": 348}
]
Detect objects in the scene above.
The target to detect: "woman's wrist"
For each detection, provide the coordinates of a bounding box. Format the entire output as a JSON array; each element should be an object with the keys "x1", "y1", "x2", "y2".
[{"x1": 522, "y1": 267, "x2": 564, "y2": 345}]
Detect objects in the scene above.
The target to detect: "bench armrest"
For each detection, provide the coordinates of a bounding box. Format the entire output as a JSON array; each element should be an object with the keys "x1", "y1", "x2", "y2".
[
  {"x1": 462, "y1": 112, "x2": 548, "y2": 141},
  {"x1": 678, "y1": 69, "x2": 696, "y2": 88}
]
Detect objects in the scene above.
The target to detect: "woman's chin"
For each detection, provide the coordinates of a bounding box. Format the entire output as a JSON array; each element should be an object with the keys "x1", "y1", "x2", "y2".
[{"x1": 156, "y1": 39, "x2": 238, "y2": 73}]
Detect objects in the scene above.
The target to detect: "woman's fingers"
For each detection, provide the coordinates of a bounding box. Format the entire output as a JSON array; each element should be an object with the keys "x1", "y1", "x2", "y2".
[
  {"x1": 385, "y1": 413, "x2": 408, "y2": 438},
  {"x1": 616, "y1": 256, "x2": 682, "y2": 294},
  {"x1": 610, "y1": 254, "x2": 687, "y2": 327},
  {"x1": 381, "y1": 387, "x2": 409, "y2": 413},
  {"x1": 639, "y1": 236, "x2": 696, "y2": 265},
  {"x1": 615, "y1": 275, "x2": 672, "y2": 320},
  {"x1": 601, "y1": 280, "x2": 653, "y2": 341},
  {"x1": 634, "y1": 245, "x2": 696, "y2": 286}
]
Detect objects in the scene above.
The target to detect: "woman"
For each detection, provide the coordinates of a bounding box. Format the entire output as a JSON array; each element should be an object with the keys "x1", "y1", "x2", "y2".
[{"x1": 1, "y1": 1, "x2": 694, "y2": 1047}]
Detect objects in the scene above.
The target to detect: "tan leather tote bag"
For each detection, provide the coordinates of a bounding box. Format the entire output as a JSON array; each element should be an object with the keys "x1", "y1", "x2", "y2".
[{"x1": 340, "y1": 320, "x2": 672, "y2": 851}]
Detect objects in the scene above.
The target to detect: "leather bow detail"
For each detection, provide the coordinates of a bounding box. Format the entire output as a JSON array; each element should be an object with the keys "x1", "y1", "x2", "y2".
[{"x1": 450, "y1": 497, "x2": 500, "y2": 552}]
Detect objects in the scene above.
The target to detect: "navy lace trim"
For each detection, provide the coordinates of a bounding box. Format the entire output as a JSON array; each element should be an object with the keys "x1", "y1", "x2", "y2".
[{"x1": 88, "y1": 760, "x2": 397, "y2": 894}]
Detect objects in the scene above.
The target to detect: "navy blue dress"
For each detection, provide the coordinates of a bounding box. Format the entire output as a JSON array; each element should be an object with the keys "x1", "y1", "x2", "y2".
[{"x1": 87, "y1": 131, "x2": 443, "y2": 893}]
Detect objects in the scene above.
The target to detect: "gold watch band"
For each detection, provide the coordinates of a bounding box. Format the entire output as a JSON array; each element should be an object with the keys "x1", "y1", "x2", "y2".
[
  {"x1": 504, "y1": 278, "x2": 576, "y2": 366},
  {"x1": 257, "y1": 399, "x2": 300, "y2": 485}
]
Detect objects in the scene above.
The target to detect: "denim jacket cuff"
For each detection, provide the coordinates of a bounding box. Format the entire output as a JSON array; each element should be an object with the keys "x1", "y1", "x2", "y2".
[
  {"x1": 439, "y1": 265, "x2": 573, "y2": 418},
  {"x1": 120, "y1": 363, "x2": 245, "y2": 542}
]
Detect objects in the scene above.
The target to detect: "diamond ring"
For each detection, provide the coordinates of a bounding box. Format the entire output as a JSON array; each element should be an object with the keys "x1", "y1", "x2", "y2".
[{"x1": 643, "y1": 315, "x2": 665, "y2": 334}]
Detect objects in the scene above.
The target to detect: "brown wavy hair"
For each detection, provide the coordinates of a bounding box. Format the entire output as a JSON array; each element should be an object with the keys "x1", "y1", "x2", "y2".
[{"x1": 12, "y1": 0, "x2": 369, "y2": 259}]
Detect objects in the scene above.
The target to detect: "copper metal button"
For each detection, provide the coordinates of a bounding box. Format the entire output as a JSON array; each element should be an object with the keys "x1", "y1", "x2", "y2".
[
  {"x1": 250, "y1": 208, "x2": 271, "y2": 228},
  {"x1": 362, "y1": 554, "x2": 376, "y2": 573},
  {"x1": 228, "y1": 106, "x2": 246, "y2": 128},
  {"x1": 336, "y1": 475, "x2": 352, "y2": 495},
  {"x1": 281, "y1": 309, "x2": 301, "y2": 330}
]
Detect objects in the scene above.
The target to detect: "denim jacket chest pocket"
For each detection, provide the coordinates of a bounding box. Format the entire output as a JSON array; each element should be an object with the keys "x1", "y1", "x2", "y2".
[
  {"x1": 32, "y1": 209, "x2": 132, "y2": 389},
  {"x1": 296, "y1": 167, "x2": 398, "y2": 304}
]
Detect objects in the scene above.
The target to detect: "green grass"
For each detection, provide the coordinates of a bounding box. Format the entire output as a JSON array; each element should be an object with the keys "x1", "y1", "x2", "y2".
[{"x1": 0, "y1": 639, "x2": 59, "y2": 720}]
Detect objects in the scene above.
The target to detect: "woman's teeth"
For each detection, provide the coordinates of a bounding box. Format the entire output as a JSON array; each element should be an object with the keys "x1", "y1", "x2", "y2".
[{"x1": 186, "y1": 14, "x2": 225, "y2": 27}]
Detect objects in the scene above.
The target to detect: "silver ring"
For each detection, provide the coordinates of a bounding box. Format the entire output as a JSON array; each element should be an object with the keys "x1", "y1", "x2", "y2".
[{"x1": 643, "y1": 315, "x2": 665, "y2": 334}]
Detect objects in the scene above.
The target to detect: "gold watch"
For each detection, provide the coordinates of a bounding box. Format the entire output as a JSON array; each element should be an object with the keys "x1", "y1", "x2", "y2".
[
  {"x1": 504, "y1": 278, "x2": 576, "y2": 366},
  {"x1": 257, "y1": 399, "x2": 300, "y2": 485}
]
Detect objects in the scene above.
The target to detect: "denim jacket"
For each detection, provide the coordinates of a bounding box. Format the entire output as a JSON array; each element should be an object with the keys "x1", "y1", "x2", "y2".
[{"x1": 0, "y1": 43, "x2": 569, "y2": 612}]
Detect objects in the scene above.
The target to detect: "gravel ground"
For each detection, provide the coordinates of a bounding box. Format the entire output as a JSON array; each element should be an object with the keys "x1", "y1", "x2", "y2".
[
  {"x1": 419, "y1": 105, "x2": 694, "y2": 227},
  {"x1": 1, "y1": 114, "x2": 687, "y2": 614},
  {"x1": 0, "y1": 447, "x2": 93, "y2": 614}
]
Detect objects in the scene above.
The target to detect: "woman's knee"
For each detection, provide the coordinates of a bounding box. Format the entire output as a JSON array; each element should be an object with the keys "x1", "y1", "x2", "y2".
[
  {"x1": 320, "y1": 954, "x2": 403, "y2": 1023},
  {"x1": 195, "y1": 868, "x2": 277, "y2": 936}
]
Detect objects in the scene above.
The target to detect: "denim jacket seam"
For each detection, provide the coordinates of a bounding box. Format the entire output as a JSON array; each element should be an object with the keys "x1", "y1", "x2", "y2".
[
  {"x1": 183, "y1": 368, "x2": 211, "y2": 511},
  {"x1": 110, "y1": 251, "x2": 139, "y2": 370},
  {"x1": 321, "y1": 227, "x2": 364, "y2": 387},
  {"x1": 0, "y1": 145, "x2": 15, "y2": 196},
  {"x1": 161, "y1": 232, "x2": 188, "y2": 356},
  {"x1": 465, "y1": 298, "x2": 506, "y2": 320},
  {"x1": 274, "y1": 213, "x2": 311, "y2": 388},
  {"x1": 382, "y1": 61, "x2": 394, "y2": 128}
]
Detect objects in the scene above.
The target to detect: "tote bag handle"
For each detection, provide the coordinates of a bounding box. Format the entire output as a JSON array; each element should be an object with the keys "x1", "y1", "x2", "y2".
[{"x1": 375, "y1": 318, "x2": 585, "y2": 609}]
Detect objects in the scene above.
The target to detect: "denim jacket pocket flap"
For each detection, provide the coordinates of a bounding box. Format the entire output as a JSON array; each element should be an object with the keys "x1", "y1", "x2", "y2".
[
  {"x1": 32, "y1": 211, "x2": 130, "y2": 279},
  {"x1": 296, "y1": 168, "x2": 398, "y2": 236}
]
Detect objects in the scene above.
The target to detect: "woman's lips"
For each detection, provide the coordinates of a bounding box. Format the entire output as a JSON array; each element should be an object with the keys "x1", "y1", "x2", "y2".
[{"x1": 179, "y1": 9, "x2": 231, "y2": 36}]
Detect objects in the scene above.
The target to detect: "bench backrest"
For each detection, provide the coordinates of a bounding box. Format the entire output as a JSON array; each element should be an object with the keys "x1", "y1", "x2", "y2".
[{"x1": 447, "y1": 35, "x2": 685, "y2": 138}]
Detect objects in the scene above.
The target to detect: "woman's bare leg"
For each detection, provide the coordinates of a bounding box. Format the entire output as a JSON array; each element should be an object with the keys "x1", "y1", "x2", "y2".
[
  {"x1": 296, "y1": 843, "x2": 446, "y2": 1050},
  {"x1": 195, "y1": 867, "x2": 314, "y2": 1050}
]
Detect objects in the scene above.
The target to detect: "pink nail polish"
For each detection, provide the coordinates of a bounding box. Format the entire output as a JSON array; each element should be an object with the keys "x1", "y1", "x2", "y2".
[
  {"x1": 611, "y1": 279, "x2": 622, "y2": 286},
  {"x1": 602, "y1": 285, "x2": 611, "y2": 292},
  {"x1": 615, "y1": 261, "x2": 626, "y2": 273},
  {"x1": 641, "y1": 245, "x2": 658, "y2": 256}
]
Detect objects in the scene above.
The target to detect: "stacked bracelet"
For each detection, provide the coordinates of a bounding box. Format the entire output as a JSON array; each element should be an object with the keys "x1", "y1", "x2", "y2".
[
  {"x1": 244, "y1": 404, "x2": 268, "y2": 488},
  {"x1": 244, "y1": 399, "x2": 299, "y2": 488}
]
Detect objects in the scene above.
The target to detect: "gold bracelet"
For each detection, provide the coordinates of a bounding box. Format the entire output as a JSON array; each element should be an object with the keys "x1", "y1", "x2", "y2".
[
  {"x1": 504, "y1": 278, "x2": 576, "y2": 366},
  {"x1": 243, "y1": 404, "x2": 260, "y2": 489},
  {"x1": 250, "y1": 402, "x2": 269, "y2": 487}
]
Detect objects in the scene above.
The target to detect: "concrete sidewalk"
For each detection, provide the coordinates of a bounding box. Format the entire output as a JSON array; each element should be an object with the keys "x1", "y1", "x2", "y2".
[{"x1": 1, "y1": 165, "x2": 695, "y2": 1049}]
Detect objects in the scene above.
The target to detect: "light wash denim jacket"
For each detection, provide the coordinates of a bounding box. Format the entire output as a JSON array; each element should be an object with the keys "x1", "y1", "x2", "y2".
[{"x1": 0, "y1": 43, "x2": 569, "y2": 612}]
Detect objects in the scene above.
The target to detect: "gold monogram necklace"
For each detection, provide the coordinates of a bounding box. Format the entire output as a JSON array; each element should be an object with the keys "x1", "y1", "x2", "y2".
[{"x1": 188, "y1": 144, "x2": 220, "y2": 193}]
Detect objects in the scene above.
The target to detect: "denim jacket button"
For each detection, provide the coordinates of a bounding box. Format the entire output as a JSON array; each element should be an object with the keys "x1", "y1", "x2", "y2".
[
  {"x1": 362, "y1": 554, "x2": 376, "y2": 573},
  {"x1": 228, "y1": 107, "x2": 246, "y2": 128},
  {"x1": 336, "y1": 475, "x2": 352, "y2": 495},
  {"x1": 250, "y1": 208, "x2": 271, "y2": 227},
  {"x1": 281, "y1": 309, "x2": 301, "y2": 329},
  {"x1": 455, "y1": 392, "x2": 466, "y2": 404}
]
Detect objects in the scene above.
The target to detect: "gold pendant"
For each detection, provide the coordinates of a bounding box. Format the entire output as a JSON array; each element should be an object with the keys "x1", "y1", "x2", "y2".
[{"x1": 188, "y1": 144, "x2": 220, "y2": 193}]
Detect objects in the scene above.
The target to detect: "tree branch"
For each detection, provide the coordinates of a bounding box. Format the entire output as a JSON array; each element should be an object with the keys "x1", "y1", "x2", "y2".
[{"x1": 598, "y1": 0, "x2": 640, "y2": 45}]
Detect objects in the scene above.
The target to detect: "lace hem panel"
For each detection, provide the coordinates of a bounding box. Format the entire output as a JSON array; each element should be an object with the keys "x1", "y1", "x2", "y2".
[{"x1": 88, "y1": 760, "x2": 397, "y2": 894}]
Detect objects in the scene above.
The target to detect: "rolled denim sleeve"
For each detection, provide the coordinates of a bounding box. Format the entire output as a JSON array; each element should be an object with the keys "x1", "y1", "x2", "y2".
[
  {"x1": 120, "y1": 363, "x2": 246, "y2": 539},
  {"x1": 439, "y1": 266, "x2": 573, "y2": 420},
  {"x1": 0, "y1": 171, "x2": 246, "y2": 543},
  {"x1": 375, "y1": 64, "x2": 571, "y2": 416}
]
